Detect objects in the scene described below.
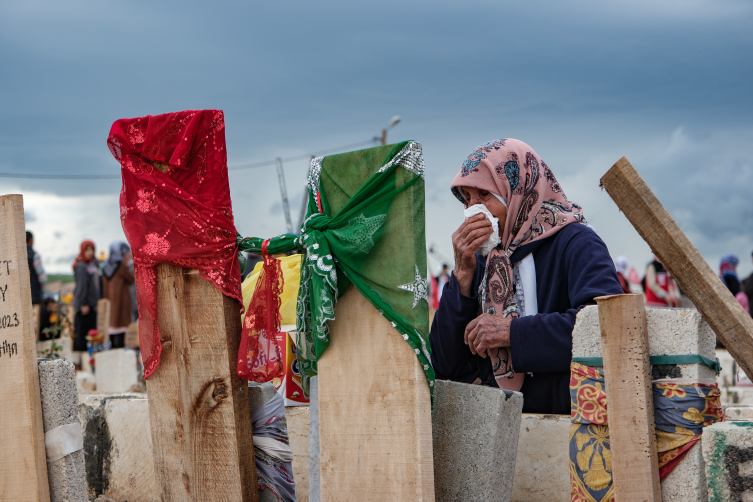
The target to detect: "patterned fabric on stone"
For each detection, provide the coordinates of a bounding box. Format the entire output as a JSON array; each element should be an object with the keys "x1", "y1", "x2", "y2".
[{"x1": 569, "y1": 362, "x2": 723, "y2": 502}]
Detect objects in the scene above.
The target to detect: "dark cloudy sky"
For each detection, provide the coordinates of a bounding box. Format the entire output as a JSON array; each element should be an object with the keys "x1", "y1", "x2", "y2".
[{"x1": 1, "y1": 0, "x2": 752, "y2": 277}]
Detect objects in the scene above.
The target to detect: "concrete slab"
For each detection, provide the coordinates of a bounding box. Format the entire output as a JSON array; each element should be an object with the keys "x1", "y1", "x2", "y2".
[
  {"x1": 38, "y1": 358, "x2": 88, "y2": 502},
  {"x1": 511, "y1": 413, "x2": 708, "y2": 502},
  {"x1": 725, "y1": 405, "x2": 753, "y2": 421},
  {"x1": 432, "y1": 380, "x2": 523, "y2": 502},
  {"x1": 702, "y1": 421, "x2": 753, "y2": 502},
  {"x1": 512, "y1": 414, "x2": 570, "y2": 502},
  {"x1": 717, "y1": 349, "x2": 738, "y2": 388},
  {"x1": 661, "y1": 442, "x2": 707, "y2": 502},
  {"x1": 94, "y1": 349, "x2": 138, "y2": 394},
  {"x1": 78, "y1": 394, "x2": 158, "y2": 502},
  {"x1": 725, "y1": 386, "x2": 753, "y2": 406},
  {"x1": 572, "y1": 306, "x2": 714, "y2": 502},
  {"x1": 572, "y1": 306, "x2": 717, "y2": 380},
  {"x1": 249, "y1": 381, "x2": 277, "y2": 413}
]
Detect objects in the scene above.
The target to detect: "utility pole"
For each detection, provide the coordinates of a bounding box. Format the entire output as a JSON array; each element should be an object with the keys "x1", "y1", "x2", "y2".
[
  {"x1": 297, "y1": 156, "x2": 314, "y2": 232},
  {"x1": 275, "y1": 157, "x2": 293, "y2": 233},
  {"x1": 380, "y1": 116, "x2": 402, "y2": 145}
]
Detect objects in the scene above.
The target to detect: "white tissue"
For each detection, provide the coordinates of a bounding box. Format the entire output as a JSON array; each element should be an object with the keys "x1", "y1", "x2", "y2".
[{"x1": 463, "y1": 204, "x2": 500, "y2": 256}]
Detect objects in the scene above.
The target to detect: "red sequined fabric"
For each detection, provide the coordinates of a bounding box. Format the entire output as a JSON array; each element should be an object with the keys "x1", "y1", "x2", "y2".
[
  {"x1": 107, "y1": 110, "x2": 242, "y2": 378},
  {"x1": 238, "y1": 241, "x2": 285, "y2": 382}
]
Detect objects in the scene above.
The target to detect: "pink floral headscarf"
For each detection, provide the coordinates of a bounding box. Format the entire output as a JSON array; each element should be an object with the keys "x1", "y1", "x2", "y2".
[{"x1": 450, "y1": 139, "x2": 586, "y2": 390}]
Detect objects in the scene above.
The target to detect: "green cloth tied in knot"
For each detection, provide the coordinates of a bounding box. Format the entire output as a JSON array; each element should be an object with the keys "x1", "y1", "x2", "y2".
[{"x1": 238, "y1": 141, "x2": 434, "y2": 397}]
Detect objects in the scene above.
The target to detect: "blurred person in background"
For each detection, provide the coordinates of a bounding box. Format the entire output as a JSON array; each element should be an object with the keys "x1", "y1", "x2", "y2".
[
  {"x1": 39, "y1": 296, "x2": 58, "y2": 341},
  {"x1": 719, "y1": 253, "x2": 750, "y2": 315},
  {"x1": 719, "y1": 253, "x2": 741, "y2": 295},
  {"x1": 644, "y1": 256, "x2": 678, "y2": 307},
  {"x1": 437, "y1": 263, "x2": 451, "y2": 301},
  {"x1": 102, "y1": 242, "x2": 134, "y2": 349},
  {"x1": 73, "y1": 240, "x2": 99, "y2": 361},
  {"x1": 738, "y1": 279, "x2": 750, "y2": 315},
  {"x1": 745, "y1": 251, "x2": 753, "y2": 317},
  {"x1": 26, "y1": 231, "x2": 46, "y2": 306},
  {"x1": 615, "y1": 256, "x2": 631, "y2": 294}
]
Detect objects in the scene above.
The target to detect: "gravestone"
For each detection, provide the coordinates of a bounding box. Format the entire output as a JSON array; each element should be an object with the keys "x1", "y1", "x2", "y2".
[
  {"x1": 432, "y1": 379, "x2": 523, "y2": 502},
  {"x1": 0, "y1": 195, "x2": 51, "y2": 502}
]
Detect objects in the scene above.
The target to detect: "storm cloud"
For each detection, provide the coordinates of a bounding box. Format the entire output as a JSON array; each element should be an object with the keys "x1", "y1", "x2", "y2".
[{"x1": 1, "y1": 0, "x2": 751, "y2": 275}]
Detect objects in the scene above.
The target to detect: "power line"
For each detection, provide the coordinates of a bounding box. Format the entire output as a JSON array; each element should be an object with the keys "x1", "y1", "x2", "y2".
[
  {"x1": 0, "y1": 138, "x2": 379, "y2": 180},
  {"x1": 227, "y1": 139, "x2": 378, "y2": 171}
]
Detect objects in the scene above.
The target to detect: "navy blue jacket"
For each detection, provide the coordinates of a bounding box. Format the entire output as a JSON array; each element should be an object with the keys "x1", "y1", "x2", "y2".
[{"x1": 430, "y1": 223, "x2": 623, "y2": 414}]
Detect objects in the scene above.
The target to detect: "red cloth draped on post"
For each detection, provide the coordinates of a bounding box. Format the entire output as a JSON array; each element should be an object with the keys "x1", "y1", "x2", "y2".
[
  {"x1": 238, "y1": 240, "x2": 285, "y2": 382},
  {"x1": 107, "y1": 109, "x2": 242, "y2": 378}
]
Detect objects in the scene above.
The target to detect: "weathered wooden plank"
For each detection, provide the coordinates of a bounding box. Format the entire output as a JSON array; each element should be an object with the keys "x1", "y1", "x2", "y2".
[
  {"x1": 124, "y1": 321, "x2": 139, "y2": 349},
  {"x1": 96, "y1": 298, "x2": 111, "y2": 344},
  {"x1": 146, "y1": 263, "x2": 258, "y2": 502},
  {"x1": 600, "y1": 157, "x2": 753, "y2": 380},
  {"x1": 597, "y1": 293, "x2": 661, "y2": 502},
  {"x1": 318, "y1": 285, "x2": 435, "y2": 501},
  {"x1": 0, "y1": 195, "x2": 51, "y2": 502}
]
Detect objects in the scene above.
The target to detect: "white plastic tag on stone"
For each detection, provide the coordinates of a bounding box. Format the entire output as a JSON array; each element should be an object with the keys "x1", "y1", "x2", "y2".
[
  {"x1": 463, "y1": 204, "x2": 500, "y2": 256},
  {"x1": 45, "y1": 422, "x2": 84, "y2": 462}
]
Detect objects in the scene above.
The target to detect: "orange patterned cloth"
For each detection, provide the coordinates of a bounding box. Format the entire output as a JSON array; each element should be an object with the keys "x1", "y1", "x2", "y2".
[{"x1": 569, "y1": 362, "x2": 723, "y2": 502}]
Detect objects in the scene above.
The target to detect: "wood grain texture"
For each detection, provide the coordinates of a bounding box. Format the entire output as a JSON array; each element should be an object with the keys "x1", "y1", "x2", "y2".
[
  {"x1": 0, "y1": 195, "x2": 51, "y2": 502},
  {"x1": 96, "y1": 298, "x2": 111, "y2": 344},
  {"x1": 124, "y1": 321, "x2": 139, "y2": 349},
  {"x1": 597, "y1": 293, "x2": 661, "y2": 502},
  {"x1": 146, "y1": 263, "x2": 258, "y2": 502},
  {"x1": 601, "y1": 157, "x2": 753, "y2": 380},
  {"x1": 318, "y1": 285, "x2": 435, "y2": 501}
]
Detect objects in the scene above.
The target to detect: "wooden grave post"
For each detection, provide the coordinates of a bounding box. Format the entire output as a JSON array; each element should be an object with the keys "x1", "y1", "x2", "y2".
[
  {"x1": 0, "y1": 195, "x2": 51, "y2": 502},
  {"x1": 318, "y1": 286, "x2": 435, "y2": 501},
  {"x1": 601, "y1": 157, "x2": 753, "y2": 380},
  {"x1": 596, "y1": 293, "x2": 661, "y2": 502},
  {"x1": 317, "y1": 160, "x2": 434, "y2": 501},
  {"x1": 96, "y1": 298, "x2": 111, "y2": 344},
  {"x1": 146, "y1": 263, "x2": 257, "y2": 502},
  {"x1": 124, "y1": 321, "x2": 139, "y2": 349},
  {"x1": 32, "y1": 304, "x2": 41, "y2": 342}
]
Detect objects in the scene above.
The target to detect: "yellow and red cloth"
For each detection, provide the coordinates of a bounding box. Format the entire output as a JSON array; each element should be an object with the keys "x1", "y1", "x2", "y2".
[{"x1": 569, "y1": 362, "x2": 723, "y2": 502}]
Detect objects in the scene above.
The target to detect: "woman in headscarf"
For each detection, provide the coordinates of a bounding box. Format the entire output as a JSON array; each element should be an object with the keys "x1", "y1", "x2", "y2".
[
  {"x1": 615, "y1": 256, "x2": 631, "y2": 294},
  {"x1": 72, "y1": 240, "x2": 100, "y2": 359},
  {"x1": 720, "y1": 253, "x2": 741, "y2": 296},
  {"x1": 101, "y1": 242, "x2": 134, "y2": 349},
  {"x1": 429, "y1": 139, "x2": 623, "y2": 414}
]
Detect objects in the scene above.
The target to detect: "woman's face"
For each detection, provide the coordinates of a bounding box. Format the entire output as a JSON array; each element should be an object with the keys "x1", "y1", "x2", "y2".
[
  {"x1": 458, "y1": 186, "x2": 507, "y2": 235},
  {"x1": 84, "y1": 246, "x2": 95, "y2": 261}
]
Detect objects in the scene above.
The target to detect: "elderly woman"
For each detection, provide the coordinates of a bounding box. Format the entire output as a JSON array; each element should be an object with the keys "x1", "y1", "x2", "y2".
[{"x1": 430, "y1": 139, "x2": 623, "y2": 414}]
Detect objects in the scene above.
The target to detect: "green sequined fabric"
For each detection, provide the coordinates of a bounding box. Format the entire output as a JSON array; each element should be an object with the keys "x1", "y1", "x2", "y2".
[{"x1": 238, "y1": 141, "x2": 433, "y2": 397}]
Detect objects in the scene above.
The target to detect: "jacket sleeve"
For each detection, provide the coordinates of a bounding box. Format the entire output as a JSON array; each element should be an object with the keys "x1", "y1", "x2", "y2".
[
  {"x1": 724, "y1": 276, "x2": 741, "y2": 296},
  {"x1": 430, "y1": 259, "x2": 484, "y2": 383},
  {"x1": 510, "y1": 228, "x2": 623, "y2": 373}
]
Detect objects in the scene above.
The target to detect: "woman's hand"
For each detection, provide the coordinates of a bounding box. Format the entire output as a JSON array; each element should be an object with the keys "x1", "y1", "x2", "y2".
[
  {"x1": 452, "y1": 214, "x2": 493, "y2": 296},
  {"x1": 81, "y1": 304, "x2": 90, "y2": 315},
  {"x1": 464, "y1": 313, "x2": 512, "y2": 358}
]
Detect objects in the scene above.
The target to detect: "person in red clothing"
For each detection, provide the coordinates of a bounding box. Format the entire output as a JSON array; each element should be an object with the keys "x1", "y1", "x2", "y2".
[
  {"x1": 644, "y1": 257, "x2": 678, "y2": 307},
  {"x1": 615, "y1": 256, "x2": 631, "y2": 294}
]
